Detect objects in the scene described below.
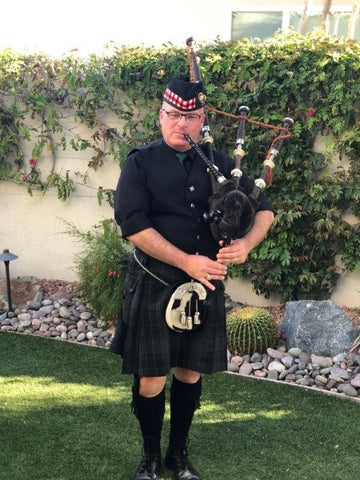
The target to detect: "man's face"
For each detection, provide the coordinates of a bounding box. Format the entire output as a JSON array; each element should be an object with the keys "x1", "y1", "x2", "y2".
[{"x1": 159, "y1": 103, "x2": 205, "y2": 152}]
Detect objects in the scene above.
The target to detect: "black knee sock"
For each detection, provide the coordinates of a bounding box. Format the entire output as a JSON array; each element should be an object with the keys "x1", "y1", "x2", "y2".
[
  {"x1": 132, "y1": 376, "x2": 165, "y2": 455},
  {"x1": 168, "y1": 375, "x2": 202, "y2": 453}
]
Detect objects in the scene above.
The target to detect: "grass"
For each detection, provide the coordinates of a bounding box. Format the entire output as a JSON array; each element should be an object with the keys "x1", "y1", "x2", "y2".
[{"x1": 1, "y1": 332, "x2": 360, "y2": 480}]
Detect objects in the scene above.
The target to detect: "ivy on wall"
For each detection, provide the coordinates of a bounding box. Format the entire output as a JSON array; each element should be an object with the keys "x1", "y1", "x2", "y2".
[{"x1": 0, "y1": 30, "x2": 359, "y2": 302}]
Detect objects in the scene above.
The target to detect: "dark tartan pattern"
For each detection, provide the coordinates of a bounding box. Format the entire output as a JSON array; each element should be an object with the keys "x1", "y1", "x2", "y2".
[{"x1": 110, "y1": 250, "x2": 227, "y2": 376}]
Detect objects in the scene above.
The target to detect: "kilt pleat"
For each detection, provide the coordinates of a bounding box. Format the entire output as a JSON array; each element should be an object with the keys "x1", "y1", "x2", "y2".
[{"x1": 110, "y1": 250, "x2": 227, "y2": 376}]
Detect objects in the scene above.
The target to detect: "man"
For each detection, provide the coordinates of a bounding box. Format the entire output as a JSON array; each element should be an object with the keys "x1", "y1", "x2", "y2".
[{"x1": 111, "y1": 77, "x2": 274, "y2": 480}]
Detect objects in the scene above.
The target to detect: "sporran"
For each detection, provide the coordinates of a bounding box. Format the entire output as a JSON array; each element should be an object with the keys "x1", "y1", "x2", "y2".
[{"x1": 165, "y1": 281, "x2": 207, "y2": 332}]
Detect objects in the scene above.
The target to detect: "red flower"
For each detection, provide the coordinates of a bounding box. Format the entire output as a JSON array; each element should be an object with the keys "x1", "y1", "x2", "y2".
[
  {"x1": 29, "y1": 158, "x2": 37, "y2": 166},
  {"x1": 22, "y1": 174, "x2": 29, "y2": 182},
  {"x1": 108, "y1": 269, "x2": 119, "y2": 278},
  {"x1": 307, "y1": 109, "x2": 315, "y2": 117}
]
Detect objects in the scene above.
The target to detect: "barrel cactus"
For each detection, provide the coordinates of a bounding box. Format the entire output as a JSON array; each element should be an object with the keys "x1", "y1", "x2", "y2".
[{"x1": 226, "y1": 307, "x2": 278, "y2": 355}]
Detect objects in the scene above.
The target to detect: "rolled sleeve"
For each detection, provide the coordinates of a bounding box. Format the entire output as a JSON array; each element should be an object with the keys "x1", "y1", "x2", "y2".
[{"x1": 114, "y1": 153, "x2": 154, "y2": 237}]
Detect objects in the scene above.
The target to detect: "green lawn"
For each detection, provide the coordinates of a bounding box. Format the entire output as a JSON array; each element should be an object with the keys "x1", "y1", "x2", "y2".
[{"x1": 1, "y1": 331, "x2": 359, "y2": 480}]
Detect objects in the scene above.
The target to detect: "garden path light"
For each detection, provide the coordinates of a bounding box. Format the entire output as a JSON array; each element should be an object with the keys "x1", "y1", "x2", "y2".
[{"x1": 0, "y1": 249, "x2": 18, "y2": 312}]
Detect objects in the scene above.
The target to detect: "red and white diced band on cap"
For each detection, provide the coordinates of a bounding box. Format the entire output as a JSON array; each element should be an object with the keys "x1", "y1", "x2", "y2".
[{"x1": 163, "y1": 77, "x2": 204, "y2": 112}]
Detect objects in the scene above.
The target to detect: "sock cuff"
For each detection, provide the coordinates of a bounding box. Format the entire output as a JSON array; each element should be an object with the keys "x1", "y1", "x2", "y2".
[
  {"x1": 132, "y1": 379, "x2": 166, "y2": 417},
  {"x1": 171, "y1": 374, "x2": 202, "y2": 407}
]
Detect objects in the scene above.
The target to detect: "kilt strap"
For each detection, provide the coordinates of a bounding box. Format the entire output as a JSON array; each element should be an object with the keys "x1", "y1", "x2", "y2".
[{"x1": 133, "y1": 249, "x2": 170, "y2": 286}]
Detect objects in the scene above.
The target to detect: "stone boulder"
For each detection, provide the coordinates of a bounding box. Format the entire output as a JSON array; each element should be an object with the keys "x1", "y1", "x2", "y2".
[
  {"x1": 0, "y1": 276, "x2": 43, "y2": 310},
  {"x1": 280, "y1": 300, "x2": 358, "y2": 356}
]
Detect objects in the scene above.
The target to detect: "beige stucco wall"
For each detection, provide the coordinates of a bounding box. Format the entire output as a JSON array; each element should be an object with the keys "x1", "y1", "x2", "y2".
[
  {"x1": 0, "y1": 108, "x2": 359, "y2": 308},
  {"x1": 0, "y1": 109, "x2": 121, "y2": 283},
  {"x1": 0, "y1": 173, "x2": 117, "y2": 281},
  {"x1": 1, "y1": 166, "x2": 359, "y2": 307}
]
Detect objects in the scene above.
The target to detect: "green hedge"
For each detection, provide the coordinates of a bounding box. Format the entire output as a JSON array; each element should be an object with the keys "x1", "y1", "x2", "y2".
[{"x1": 1, "y1": 30, "x2": 359, "y2": 302}]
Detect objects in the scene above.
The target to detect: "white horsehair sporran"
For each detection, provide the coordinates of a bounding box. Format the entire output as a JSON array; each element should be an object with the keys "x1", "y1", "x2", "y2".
[
  {"x1": 165, "y1": 281, "x2": 207, "y2": 332},
  {"x1": 134, "y1": 249, "x2": 208, "y2": 332}
]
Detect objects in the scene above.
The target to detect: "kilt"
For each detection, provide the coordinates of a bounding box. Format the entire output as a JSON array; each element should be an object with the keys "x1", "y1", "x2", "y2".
[{"x1": 110, "y1": 249, "x2": 227, "y2": 376}]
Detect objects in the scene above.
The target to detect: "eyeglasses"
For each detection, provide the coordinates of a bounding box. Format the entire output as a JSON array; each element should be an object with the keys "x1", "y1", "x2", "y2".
[{"x1": 161, "y1": 109, "x2": 203, "y2": 123}]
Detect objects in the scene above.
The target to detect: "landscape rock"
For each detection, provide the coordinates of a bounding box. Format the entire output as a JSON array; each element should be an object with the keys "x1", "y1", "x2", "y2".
[
  {"x1": 280, "y1": 300, "x2": 358, "y2": 356},
  {"x1": 2, "y1": 281, "x2": 359, "y2": 402},
  {"x1": 0, "y1": 294, "x2": 113, "y2": 349},
  {"x1": 227, "y1": 344, "x2": 360, "y2": 400}
]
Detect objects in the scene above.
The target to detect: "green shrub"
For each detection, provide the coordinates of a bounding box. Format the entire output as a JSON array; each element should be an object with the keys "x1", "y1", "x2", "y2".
[
  {"x1": 66, "y1": 218, "x2": 133, "y2": 324},
  {"x1": 226, "y1": 306, "x2": 279, "y2": 355},
  {"x1": 1, "y1": 31, "x2": 360, "y2": 301}
]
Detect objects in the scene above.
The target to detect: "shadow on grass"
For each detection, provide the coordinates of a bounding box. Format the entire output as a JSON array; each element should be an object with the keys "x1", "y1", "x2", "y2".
[
  {"x1": 193, "y1": 375, "x2": 360, "y2": 480},
  {"x1": 0, "y1": 331, "x2": 126, "y2": 387},
  {"x1": 1, "y1": 332, "x2": 360, "y2": 480}
]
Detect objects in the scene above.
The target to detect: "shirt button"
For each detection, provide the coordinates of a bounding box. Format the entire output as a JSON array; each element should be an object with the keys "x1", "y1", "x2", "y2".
[
  {"x1": 189, "y1": 186, "x2": 195, "y2": 191},
  {"x1": 190, "y1": 203, "x2": 195, "y2": 208}
]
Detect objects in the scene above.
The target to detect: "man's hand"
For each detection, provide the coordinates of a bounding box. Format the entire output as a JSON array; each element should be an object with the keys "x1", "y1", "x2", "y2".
[
  {"x1": 127, "y1": 227, "x2": 227, "y2": 291},
  {"x1": 183, "y1": 254, "x2": 227, "y2": 291},
  {"x1": 216, "y1": 237, "x2": 252, "y2": 265},
  {"x1": 216, "y1": 210, "x2": 274, "y2": 265}
]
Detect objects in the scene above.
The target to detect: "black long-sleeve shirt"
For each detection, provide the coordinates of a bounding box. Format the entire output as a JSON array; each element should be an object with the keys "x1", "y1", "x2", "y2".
[{"x1": 114, "y1": 138, "x2": 273, "y2": 260}]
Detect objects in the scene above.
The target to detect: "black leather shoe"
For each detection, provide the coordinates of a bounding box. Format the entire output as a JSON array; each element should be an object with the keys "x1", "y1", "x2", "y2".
[
  {"x1": 165, "y1": 450, "x2": 200, "y2": 480},
  {"x1": 133, "y1": 452, "x2": 161, "y2": 480}
]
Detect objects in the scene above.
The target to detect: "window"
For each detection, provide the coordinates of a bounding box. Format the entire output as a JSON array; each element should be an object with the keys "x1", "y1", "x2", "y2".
[
  {"x1": 232, "y1": 12, "x2": 283, "y2": 40},
  {"x1": 289, "y1": 11, "x2": 360, "y2": 39},
  {"x1": 232, "y1": 8, "x2": 360, "y2": 41}
]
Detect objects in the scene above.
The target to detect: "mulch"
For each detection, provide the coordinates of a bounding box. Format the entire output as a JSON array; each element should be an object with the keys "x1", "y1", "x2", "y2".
[{"x1": 37, "y1": 278, "x2": 79, "y2": 298}]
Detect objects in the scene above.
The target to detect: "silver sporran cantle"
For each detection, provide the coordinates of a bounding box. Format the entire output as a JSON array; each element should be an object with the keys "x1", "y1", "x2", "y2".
[{"x1": 165, "y1": 281, "x2": 207, "y2": 332}]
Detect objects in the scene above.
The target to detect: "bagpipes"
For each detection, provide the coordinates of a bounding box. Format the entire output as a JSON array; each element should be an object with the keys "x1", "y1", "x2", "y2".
[{"x1": 185, "y1": 37, "x2": 294, "y2": 245}]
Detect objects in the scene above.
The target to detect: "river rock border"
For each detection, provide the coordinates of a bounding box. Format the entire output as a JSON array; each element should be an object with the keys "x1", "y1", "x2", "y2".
[
  {"x1": 1, "y1": 293, "x2": 360, "y2": 402},
  {"x1": 227, "y1": 348, "x2": 360, "y2": 401},
  {"x1": 0, "y1": 295, "x2": 113, "y2": 348}
]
